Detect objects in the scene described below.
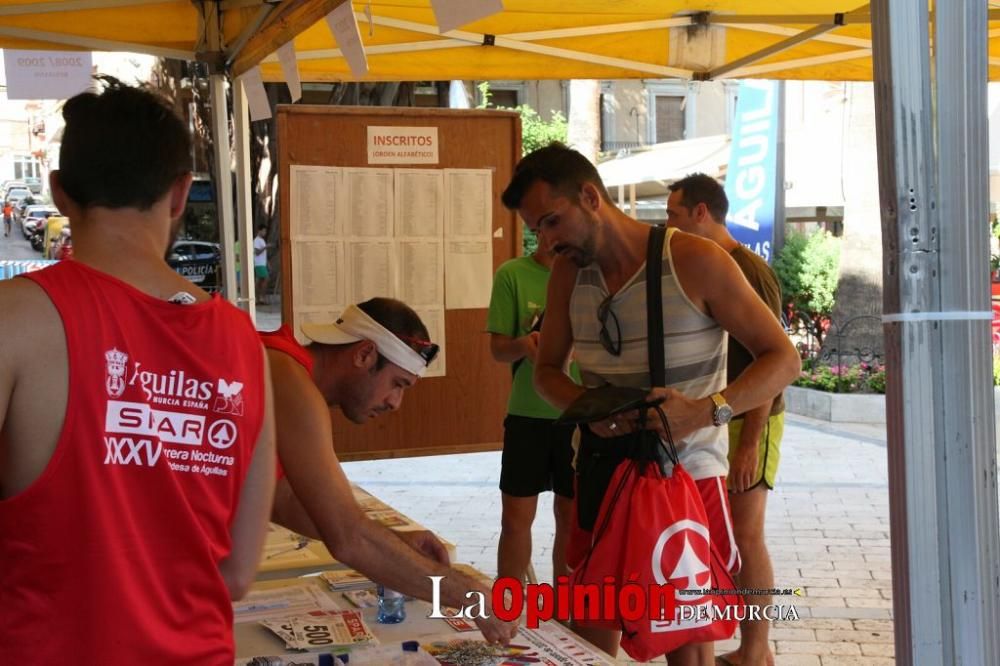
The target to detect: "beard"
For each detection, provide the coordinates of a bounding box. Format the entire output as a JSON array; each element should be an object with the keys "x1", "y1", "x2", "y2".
[
  {"x1": 340, "y1": 375, "x2": 381, "y2": 424},
  {"x1": 556, "y1": 233, "x2": 597, "y2": 267}
]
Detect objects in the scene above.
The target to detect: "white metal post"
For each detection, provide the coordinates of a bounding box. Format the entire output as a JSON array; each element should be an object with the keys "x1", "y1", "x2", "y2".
[
  {"x1": 210, "y1": 73, "x2": 238, "y2": 305},
  {"x1": 871, "y1": 1, "x2": 1000, "y2": 664},
  {"x1": 933, "y1": 0, "x2": 1000, "y2": 659},
  {"x1": 232, "y1": 77, "x2": 256, "y2": 320},
  {"x1": 772, "y1": 80, "x2": 786, "y2": 259}
]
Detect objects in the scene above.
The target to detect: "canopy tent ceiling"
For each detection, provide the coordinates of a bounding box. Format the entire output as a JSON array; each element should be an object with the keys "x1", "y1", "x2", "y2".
[{"x1": 0, "y1": 1, "x2": 999, "y2": 83}]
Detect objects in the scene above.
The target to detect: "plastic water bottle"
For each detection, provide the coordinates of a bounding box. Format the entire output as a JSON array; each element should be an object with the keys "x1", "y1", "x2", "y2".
[{"x1": 376, "y1": 584, "x2": 406, "y2": 624}]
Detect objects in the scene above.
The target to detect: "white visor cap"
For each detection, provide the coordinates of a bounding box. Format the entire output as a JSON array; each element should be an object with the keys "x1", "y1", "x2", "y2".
[{"x1": 300, "y1": 304, "x2": 433, "y2": 377}]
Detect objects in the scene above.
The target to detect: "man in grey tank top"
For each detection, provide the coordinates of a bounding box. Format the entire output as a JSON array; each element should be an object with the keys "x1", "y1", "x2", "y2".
[
  {"x1": 501, "y1": 144, "x2": 800, "y2": 664},
  {"x1": 667, "y1": 173, "x2": 787, "y2": 666}
]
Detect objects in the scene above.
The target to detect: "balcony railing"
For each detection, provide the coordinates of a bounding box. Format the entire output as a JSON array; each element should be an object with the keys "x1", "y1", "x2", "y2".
[{"x1": 600, "y1": 140, "x2": 646, "y2": 155}]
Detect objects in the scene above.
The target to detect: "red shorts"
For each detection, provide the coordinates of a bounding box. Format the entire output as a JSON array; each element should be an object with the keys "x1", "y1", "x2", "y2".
[{"x1": 695, "y1": 476, "x2": 741, "y2": 575}]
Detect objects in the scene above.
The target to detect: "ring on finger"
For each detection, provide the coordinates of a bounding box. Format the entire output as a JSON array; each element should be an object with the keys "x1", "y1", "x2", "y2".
[{"x1": 609, "y1": 421, "x2": 618, "y2": 431}]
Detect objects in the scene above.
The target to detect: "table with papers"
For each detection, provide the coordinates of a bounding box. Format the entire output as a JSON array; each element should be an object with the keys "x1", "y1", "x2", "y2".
[
  {"x1": 234, "y1": 571, "x2": 620, "y2": 665},
  {"x1": 256, "y1": 484, "x2": 457, "y2": 580}
]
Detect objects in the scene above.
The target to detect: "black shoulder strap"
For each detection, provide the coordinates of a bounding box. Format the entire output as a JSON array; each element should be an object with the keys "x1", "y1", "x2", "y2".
[{"x1": 646, "y1": 225, "x2": 667, "y2": 387}]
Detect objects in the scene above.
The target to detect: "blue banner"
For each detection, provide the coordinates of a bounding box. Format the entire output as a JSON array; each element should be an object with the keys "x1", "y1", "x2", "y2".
[{"x1": 724, "y1": 80, "x2": 780, "y2": 263}]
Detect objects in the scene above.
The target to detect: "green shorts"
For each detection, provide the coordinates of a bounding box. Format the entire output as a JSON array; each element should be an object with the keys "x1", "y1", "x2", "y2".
[
  {"x1": 254, "y1": 265, "x2": 269, "y2": 279},
  {"x1": 726, "y1": 412, "x2": 784, "y2": 490}
]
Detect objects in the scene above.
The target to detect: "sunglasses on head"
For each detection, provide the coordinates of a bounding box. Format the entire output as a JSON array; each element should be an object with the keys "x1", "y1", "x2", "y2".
[
  {"x1": 397, "y1": 334, "x2": 440, "y2": 365},
  {"x1": 597, "y1": 293, "x2": 622, "y2": 356}
]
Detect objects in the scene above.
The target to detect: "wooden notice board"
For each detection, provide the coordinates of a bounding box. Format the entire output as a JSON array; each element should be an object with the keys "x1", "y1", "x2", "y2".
[{"x1": 277, "y1": 106, "x2": 522, "y2": 461}]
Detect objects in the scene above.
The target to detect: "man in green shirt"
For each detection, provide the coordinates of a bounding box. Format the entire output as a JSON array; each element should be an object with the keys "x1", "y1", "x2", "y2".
[{"x1": 487, "y1": 230, "x2": 580, "y2": 586}]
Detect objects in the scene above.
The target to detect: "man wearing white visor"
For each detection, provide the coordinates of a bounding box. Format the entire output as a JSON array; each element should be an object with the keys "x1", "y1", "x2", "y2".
[{"x1": 261, "y1": 298, "x2": 517, "y2": 645}]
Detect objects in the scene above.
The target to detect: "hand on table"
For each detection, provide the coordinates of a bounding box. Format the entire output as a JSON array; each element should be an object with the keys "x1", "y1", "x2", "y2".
[{"x1": 475, "y1": 612, "x2": 519, "y2": 645}]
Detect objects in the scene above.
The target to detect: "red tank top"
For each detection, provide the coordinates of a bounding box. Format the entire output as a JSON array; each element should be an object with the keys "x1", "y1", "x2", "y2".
[
  {"x1": 260, "y1": 324, "x2": 314, "y2": 376},
  {"x1": 0, "y1": 261, "x2": 265, "y2": 664},
  {"x1": 260, "y1": 324, "x2": 312, "y2": 480}
]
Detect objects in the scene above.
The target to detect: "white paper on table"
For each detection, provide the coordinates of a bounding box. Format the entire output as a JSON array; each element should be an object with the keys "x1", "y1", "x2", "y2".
[
  {"x1": 430, "y1": 0, "x2": 503, "y2": 34},
  {"x1": 394, "y1": 169, "x2": 444, "y2": 238},
  {"x1": 348, "y1": 241, "x2": 395, "y2": 302},
  {"x1": 276, "y1": 40, "x2": 302, "y2": 102},
  {"x1": 444, "y1": 240, "x2": 492, "y2": 309},
  {"x1": 232, "y1": 585, "x2": 339, "y2": 624},
  {"x1": 444, "y1": 168, "x2": 493, "y2": 238},
  {"x1": 290, "y1": 165, "x2": 342, "y2": 237},
  {"x1": 290, "y1": 611, "x2": 375, "y2": 648},
  {"x1": 416, "y1": 624, "x2": 615, "y2": 664},
  {"x1": 325, "y1": 2, "x2": 369, "y2": 78},
  {"x1": 344, "y1": 168, "x2": 394, "y2": 237},
  {"x1": 515, "y1": 622, "x2": 617, "y2": 664},
  {"x1": 398, "y1": 241, "x2": 444, "y2": 307},
  {"x1": 292, "y1": 240, "x2": 345, "y2": 309},
  {"x1": 238, "y1": 65, "x2": 272, "y2": 121},
  {"x1": 416, "y1": 307, "x2": 446, "y2": 378}
]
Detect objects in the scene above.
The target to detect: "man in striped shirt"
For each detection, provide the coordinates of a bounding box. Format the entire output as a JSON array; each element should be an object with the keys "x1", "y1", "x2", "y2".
[{"x1": 502, "y1": 143, "x2": 799, "y2": 664}]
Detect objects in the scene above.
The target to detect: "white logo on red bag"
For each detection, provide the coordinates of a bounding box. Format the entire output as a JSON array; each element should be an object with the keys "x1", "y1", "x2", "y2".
[
  {"x1": 105, "y1": 348, "x2": 129, "y2": 398},
  {"x1": 650, "y1": 519, "x2": 717, "y2": 633},
  {"x1": 651, "y1": 519, "x2": 713, "y2": 602},
  {"x1": 213, "y1": 379, "x2": 244, "y2": 416}
]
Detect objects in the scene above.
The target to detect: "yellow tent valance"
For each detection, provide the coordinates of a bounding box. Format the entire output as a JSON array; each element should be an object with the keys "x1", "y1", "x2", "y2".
[{"x1": 0, "y1": 1, "x2": 996, "y2": 82}]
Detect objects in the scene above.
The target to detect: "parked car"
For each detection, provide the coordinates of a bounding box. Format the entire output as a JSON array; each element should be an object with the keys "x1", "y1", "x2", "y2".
[
  {"x1": 3, "y1": 181, "x2": 28, "y2": 198},
  {"x1": 15, "y1": 196, "x2": 44, "y2": 222},
  {"x1": 22, "y1": 177, "x2": 42, "y2": 195},
  {"x1": 6, "y1": 188, "x2": 33, "y2": 210},
  {"x1": 167, "y1": 240, "x2": 221, "y2": 292},
  {"x1": 21, "y1": 205, "x2": 58, "y2": 236}
]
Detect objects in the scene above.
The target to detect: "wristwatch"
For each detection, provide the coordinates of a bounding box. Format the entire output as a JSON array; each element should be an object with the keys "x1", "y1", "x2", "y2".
[{"x1": 710, "y1": 392, "x2": 733, "y2": 427}]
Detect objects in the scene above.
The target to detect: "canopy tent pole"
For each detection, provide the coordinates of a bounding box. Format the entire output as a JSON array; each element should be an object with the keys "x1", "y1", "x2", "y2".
[
  {"x1": 932, "y1": 0, "x2": 1000, "y2": 656},
  {"x1": 871, "y1": 1, "x2": 1000, "y2": 663},
  {"x1": 233, "y1": 77, "x2": 256, "y2": 318},
  {"x1": 210, "y1": 74, "x2": 238, "y2": 306},
  {"x1": 203, "y1": 0, "x2": 238, "y2": 306}
]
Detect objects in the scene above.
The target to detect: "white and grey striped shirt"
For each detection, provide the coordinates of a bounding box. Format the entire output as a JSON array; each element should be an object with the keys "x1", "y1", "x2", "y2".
[{"x1": 569, "y1": 227, "x2": 729, "y2": 480}]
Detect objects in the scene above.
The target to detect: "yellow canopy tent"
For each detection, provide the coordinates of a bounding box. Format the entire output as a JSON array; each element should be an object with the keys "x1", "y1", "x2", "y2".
[
  {"x1": 0, "y1": 1, "x2": 996, "y2": 83},
  {"x1": 0, "y1": 3, "x2": 996, "y2": 664}
]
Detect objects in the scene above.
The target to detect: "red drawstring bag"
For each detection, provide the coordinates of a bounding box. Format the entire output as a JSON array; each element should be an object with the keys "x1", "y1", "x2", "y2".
[
  {"x1": 568, "y1": 405, "x2": 742, "y2": 659},
  {"x1": 567, "y1": 457, "x2": 640, "y2": 629},
  {"x1": 617, "y1": 454, "x2": 742, "y2": 661}
]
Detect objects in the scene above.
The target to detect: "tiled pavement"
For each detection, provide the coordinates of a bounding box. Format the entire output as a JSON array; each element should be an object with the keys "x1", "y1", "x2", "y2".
[
  {"x1": 342, "y1": 415, "x2": 895, "y2": 665},
  {"x1": 259, "y1": 305, "x2": 895, "y2": 664}
]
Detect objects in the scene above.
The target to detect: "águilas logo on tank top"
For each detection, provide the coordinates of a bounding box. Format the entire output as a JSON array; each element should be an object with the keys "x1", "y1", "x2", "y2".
[
  {"x1": 127, "y1": 360, "x2": 214, "y2": 407},
  {"x1": 105, "y1": 348, "x2": 129, "y2": 398}
]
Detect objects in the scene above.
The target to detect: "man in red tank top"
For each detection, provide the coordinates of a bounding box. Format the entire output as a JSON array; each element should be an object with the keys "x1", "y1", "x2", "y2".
[
  {"x1": 261, "y1": 299, "x2": 517, "y2": 645},
  {"x1": 0, "y1": 82, "x2": 276, "y2": 664}
]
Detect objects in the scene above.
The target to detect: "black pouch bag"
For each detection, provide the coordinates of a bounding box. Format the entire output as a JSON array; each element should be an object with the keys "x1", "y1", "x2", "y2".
[{"x1": 567, "y1": 225, "x2": 670, "y2": 531}]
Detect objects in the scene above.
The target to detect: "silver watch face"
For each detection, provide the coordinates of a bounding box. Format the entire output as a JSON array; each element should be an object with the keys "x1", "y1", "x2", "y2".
[{"x1": 714, "y1": 404, "x2": 734, "y2": 426}]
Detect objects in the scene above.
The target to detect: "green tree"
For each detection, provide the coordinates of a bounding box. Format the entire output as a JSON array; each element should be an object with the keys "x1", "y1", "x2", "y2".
[{"x1": 773, "y1": 229, "x2": 841, "y2": 349}]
